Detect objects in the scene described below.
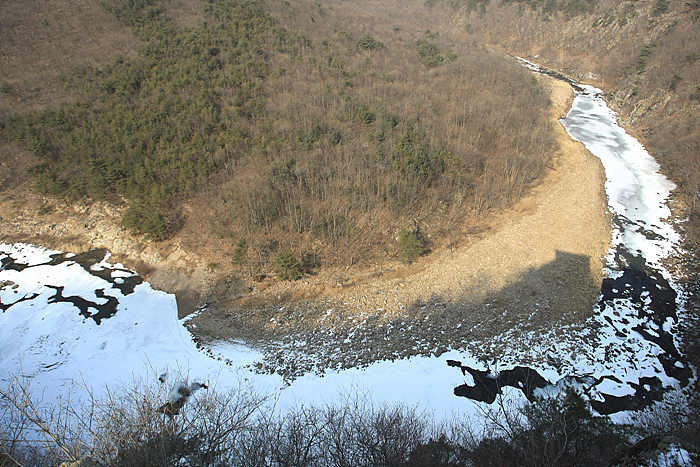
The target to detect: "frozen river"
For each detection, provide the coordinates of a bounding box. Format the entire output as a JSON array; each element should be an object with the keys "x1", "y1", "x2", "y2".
[
  {"x1": 556, "y1": 82, "x2": 687, "y2": 411},
  {"x1": 0, "y1": 66, "x2": 690, "y2": 419},
  {"x1": 448, "y1": 61, "x2": 690, "y2": 414}
]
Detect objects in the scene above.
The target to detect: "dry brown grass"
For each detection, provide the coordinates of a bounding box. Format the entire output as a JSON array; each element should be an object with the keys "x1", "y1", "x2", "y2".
[{"x1": 0, "y1": 0, "x2": 138, "y2": 118}]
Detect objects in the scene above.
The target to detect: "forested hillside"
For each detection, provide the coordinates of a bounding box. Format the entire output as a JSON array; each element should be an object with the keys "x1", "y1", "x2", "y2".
[{"x1": 0, "y1": 0, "x2": 556, "y2": 279}]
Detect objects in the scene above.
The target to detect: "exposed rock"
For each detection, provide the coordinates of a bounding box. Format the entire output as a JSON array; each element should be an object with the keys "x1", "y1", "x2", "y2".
[
  {"x1": 607, "y1": 87, "x2": 673, "y2": 129},
  {"x1": 0, "y1": 195, "x2": 212, "y2": 314},
  {"x1": 139, "y1": 246, "x2": 163, "y2": 265}
]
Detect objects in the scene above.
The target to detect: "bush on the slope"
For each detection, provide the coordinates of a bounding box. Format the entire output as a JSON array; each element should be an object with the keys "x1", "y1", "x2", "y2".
[
  {"x1": 397, "y1": 228, "x2": 424, "y2": 264},
  {"x1": 469, "y1": 387, "x2": 633, "y2": 467},
  {"x1": 274, "y1": 251, "x2": 303, "y2": 281}
]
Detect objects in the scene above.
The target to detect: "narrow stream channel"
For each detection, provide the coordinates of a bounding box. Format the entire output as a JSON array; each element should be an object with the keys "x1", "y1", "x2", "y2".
[{"x1": 450, "y1": 61, "x2": 690, "y2": 414}]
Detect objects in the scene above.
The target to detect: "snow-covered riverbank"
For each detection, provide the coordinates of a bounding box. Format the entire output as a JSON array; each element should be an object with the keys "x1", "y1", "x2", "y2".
[{"x1": 0, "y1": 243, "x2": 482, "y2": 420}]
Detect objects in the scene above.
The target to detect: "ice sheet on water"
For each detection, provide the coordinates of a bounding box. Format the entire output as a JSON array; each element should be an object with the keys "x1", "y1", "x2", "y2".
[
  {"x1": 0, "y1": 244, "x2": 506, "y2": 421},
  {"x1": 561, "y1": 86, "x2": 678, "y2": 268},
  {"x1": 1, "y1": 243, "x2": 60, "y2": 266},
  {"x1": 0, "y1": 246, "x2": 264, "y2": 405}
]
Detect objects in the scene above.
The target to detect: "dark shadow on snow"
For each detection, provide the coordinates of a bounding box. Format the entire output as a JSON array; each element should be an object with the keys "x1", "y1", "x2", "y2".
[
  {"x1": 445, "y1": 247, "x2": 687, "y2": 414},
  {"x1": 46, "y1": 285, "x2": 120, "y2": 325},
  {"x1": 1, "y1": 248, "x2": 142, "y2": 324}
]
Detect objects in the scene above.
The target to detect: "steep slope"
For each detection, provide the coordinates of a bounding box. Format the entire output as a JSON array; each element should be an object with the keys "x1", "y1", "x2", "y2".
[{"x1": 187, "y1": 76, "x2": 612, "y2": 374}]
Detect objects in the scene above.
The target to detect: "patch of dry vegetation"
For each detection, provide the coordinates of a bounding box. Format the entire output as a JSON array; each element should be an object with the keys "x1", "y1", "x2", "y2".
[
  {"x1": 0, "y1": 0, "x2": 138, "y2": 118},
  {"x1": 0, "y1": 373, "x2": 645, "y2": 467},
  {"x1": 180, "y1": 0, "x2": 556, "y2": 279}
]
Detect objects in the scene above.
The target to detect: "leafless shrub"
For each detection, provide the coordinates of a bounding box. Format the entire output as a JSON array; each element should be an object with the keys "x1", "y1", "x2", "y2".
[
  {"x1": 320, "y1": 395, "x2": 430, "y2": 467},
  {"x1": 466, "y1": 387, "x2": 635, "y2": 467},
  {"x1": 0, "y1": 373, "x2": 91, "y2": 466},
  {"x1": 8, "y1": 372, "x2": 693, "y2": 467},
  {"x1": 272, "y1": 406, "x2": 326, "y2": 467},
  {"x1": 0, "y1": 371, "x2": 270, "y2": 467},
  {"x1": 626, "y1": 386, "x2": 700, "y2": 452}
]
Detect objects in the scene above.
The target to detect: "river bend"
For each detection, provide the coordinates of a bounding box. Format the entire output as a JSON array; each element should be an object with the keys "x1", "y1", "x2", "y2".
[{"x1": 451, "y1": 64, "x2": 689, "y2": 414}]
